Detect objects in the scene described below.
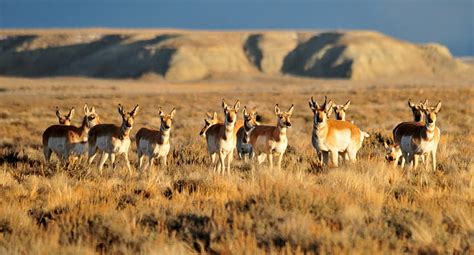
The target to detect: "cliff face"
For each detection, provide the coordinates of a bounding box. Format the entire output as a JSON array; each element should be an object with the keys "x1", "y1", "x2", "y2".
[{"x1": 0, "y1": 29, "x2": 471, "y2": 82}]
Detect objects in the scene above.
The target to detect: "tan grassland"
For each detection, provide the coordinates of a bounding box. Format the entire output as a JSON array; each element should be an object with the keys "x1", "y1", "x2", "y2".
[{"x1": 0, "y1": 73, "x2": 472, "y2": 254}]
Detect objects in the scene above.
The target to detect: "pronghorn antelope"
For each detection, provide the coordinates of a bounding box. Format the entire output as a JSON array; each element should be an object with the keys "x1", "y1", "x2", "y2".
[
  {"x1": 331, "y1": 99, "x2": 353, "y2": 161},
  {"x1": 386, "y1": 99, "x2": 428, "y2": 166},
  {"x1": 395, "y1": 101, "x2": 441, "y2": 171},
  {"x1": 199, "y1": 112, "x2": 219, "y2": 138},
  {"x1": 332, "y1": 100, "x2": 350, "y2": 121},
  {"x1": 408, "y1": 99, "x2": 428, "y2": 123},
  {"x1": 199, "y1": 112, "x2": 221, "y2": 167},
  {"x1": 56, "y1": 107, "x2": 75, "y2": 125},
  {"x1": 236, "y1": 106, "x2": 259, "y2": 161},
  {"x1": 136, "y1": 108, "x2": 176, "y2": 170},
  {"x1": 309, "y1": 96, "x2": 369, "y2": 167},
  {"x1": 204, "y1": 100, "x2": 240, "y2": 174},
  {"x1": 43, "y1": 104, "x2": 99, "y2": 164},
  {"x1": 383, "y1": 142, "x2": 402, "y2": 166},
  {"x1": 88, "y1": 104, "x2": 139, "y2": 174},
  {"x1": 244, "y1": 104, "x2": 293, "y2": 170}
]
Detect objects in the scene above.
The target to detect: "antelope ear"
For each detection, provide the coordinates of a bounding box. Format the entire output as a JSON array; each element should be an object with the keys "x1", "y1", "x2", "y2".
[
  {"x1": 158, "y1": 107, "x2": 164, "y2": 117},
  {"x1": 56, "y1": 107, "x2": 61, "y2": 118},
  {"x1": 234, "y1": 100, "x2": 241, "y2": 111},
  {"x1": 213, "y1": 112, "x2": 218, "y2": 120},
  {"x1": 343, "y1": 100, "x2": 351, "y2": 110},
  {"x1": 383, "y1": 142, "x2": 389, "y2": 149},
  {"x1": 68, "y1": 107, "x2": 75, "y2": 118},
  {"x1": 170, "y1": 108, "x2": 176, "y2": 119},
  {"x1": 222, "y1": 99, "x2": 229, "y2": 110},
  {"x1": 118, "y1": 104, "x2": 124, "y2": 116},
  {"x1": 130, "y1": 104, "x2": 140, "y2": 117},
  {"x1": 83, "y1": 104, "x2": 90, "y2": 114},
  {"x1": 90, "y1": 106, "x2": 96, "y2": 114},
  {"x1": 421, "y1": 99, "x2": 428, "y2": 108},
  {"x1": 434, "y1": 101, "x2": 442, "y2": 113},
  {"x1": 287, "y1": 104, "x2": 294, "y2": 115},
  {"x1": 206, "y1": 112, "x2": 213, "y2": 118},
  {"x1": 242, "y1": 106, "x2": 248, "y2": 116},
  {"x1": 274, "y1": 104, "x2": 281, "y2": 115},
  {"x1": 408, "y1": 99, "x2": 415, "y2": 108},
  {"x1": 325, "y1": 100, "x2": 333, "y2": 113},
  {"x1": 326, "y1": 107, "x2": 333, "y2": 117}
]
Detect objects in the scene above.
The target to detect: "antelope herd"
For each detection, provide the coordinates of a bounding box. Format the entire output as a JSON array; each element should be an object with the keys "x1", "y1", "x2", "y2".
[
  {"x1": 309, "y1": 96, "x2": 369, "y2": 167},
  {"x1": 42, "y1": 97, "x2": 442, "y2": 175}
]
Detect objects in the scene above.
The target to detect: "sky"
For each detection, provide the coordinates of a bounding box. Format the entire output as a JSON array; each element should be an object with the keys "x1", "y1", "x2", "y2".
[{"x1": 0, "y1": 0, "x2": 473, "y2": 56}]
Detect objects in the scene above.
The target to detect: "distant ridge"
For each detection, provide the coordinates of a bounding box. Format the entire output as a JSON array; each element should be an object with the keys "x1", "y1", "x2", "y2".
[{"x1": 1, "y1": 29, "x2": 472, "y2": 82}]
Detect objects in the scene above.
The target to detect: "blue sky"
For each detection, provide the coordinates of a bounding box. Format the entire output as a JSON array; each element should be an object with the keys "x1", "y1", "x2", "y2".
[{"x1": 1, "y1": 0, "x2": 472, "y2": 56}]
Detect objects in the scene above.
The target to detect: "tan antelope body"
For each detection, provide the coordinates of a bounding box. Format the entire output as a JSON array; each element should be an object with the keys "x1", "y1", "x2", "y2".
[
  {"x1": 205, "y1": 100, "x2": 240, "y2": 174},
  {"x1": 309, "y1": 96, "x2": 368, "y2": 167},
  {"x1": 56, "y1": 107, "x2": 75, "y2": 125},
  {"x1": 88, "y1": 104, "x2": 139, "y2": 173},
  {"x1": 43, "y1": 105, "x2": 99, "y2": 163},
  {"x1": 246, "y1": 104, "x2": 293, "y2": 170},
  {"x1": 331, "y1": 100, "x2": 352, "y2": 161},
  {"x1": 236, "y1": 107, "x2": 259, "y2": 160},
  {"x1": 199, "y1": 112, "x2": 222, "y2": 167},
  {"x1": 136, "y1": 108, "x2": 176, "y2": 170},
  {"x1": 395, "y1": 102, "x2": 441, "y2": 171},
  {"x1": 389, "y1": 121, "x2": 424, "y2": 167},
  {"x1": 386, "y1": 99, "x2": 428, "y2": 166}
]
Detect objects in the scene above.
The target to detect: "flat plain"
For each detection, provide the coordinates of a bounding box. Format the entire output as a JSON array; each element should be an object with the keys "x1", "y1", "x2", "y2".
[{"x1": 0, "y1": 74, "x2": 472, "y2": 254}]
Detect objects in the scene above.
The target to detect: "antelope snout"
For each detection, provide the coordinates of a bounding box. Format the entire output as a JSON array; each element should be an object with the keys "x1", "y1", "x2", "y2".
[{"x1": 227, "y1": 116, "x2": 235, "y2": 123}]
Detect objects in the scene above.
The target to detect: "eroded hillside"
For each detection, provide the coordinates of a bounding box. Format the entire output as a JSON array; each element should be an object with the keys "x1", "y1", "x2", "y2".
[{"x1": 1, "y1": 29, "x2": 472, "y2": 82}]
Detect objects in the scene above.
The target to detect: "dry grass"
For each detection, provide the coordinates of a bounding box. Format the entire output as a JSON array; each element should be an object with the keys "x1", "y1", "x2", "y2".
[{"x1": 0, "y1": 76, "x2": 472, "y2": 254}]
